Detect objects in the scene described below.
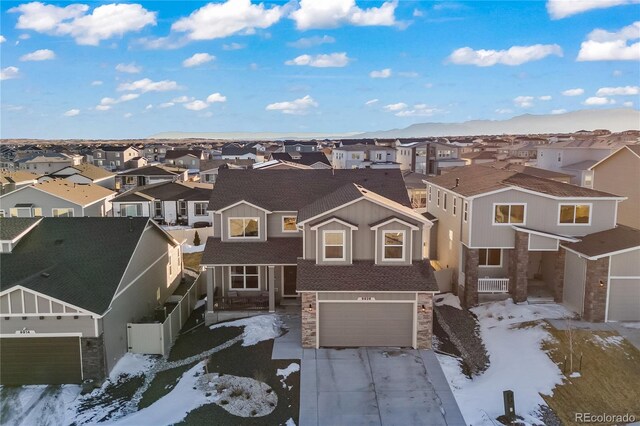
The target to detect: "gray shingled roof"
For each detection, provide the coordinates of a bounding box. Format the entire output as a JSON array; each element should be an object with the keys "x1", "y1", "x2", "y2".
[
  {"x1": 298, "y1": 184, "x2": 364, "y2": 223},
  {"x1": 113, "y1": 181, "x2": 212, "y2": 202},
  {"x1": 200, "y1": 237, "x2": 302, "y2": 265},
  {"x1": 0, "y1": 217, "x2": 41, "y2": 241},
  {"x1": 119, "y1": 165, "x2": 185, "y2": 176},
  {"x1": 208, "y1": 169, "x2": 411, "y2": 212},
  {"x1": 0, "y1": 217, "x2": 151, "y2": 314},
  {"x1": 271, "y1": 152, "x2": 331, "y2": 166},
  {"x1": 562, "y1": 225, "x2": 640, "y2": 258},
  {"x1": 296, "y1": 259, "x2": 438, "y2": 292}
]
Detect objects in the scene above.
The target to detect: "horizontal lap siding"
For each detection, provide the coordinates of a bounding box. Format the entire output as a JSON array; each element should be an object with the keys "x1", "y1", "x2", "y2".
[
  {"x1": 220, "y1": 204, "x2": 267, "y2": 242},
  {"x1": 610, "y1": 249, "x2": 640, "y2": 277},
  {"x1": 608, "y1": 279, "x2": 640, "y2": 321}
]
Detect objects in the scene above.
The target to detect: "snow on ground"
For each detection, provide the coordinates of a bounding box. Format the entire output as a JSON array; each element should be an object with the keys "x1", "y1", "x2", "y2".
[
  {"x1": 182, "y1": 243, "x2": 205, "y2": 253},
  {"x1": 107, "y1": 362, "x2": 210, "y2": 426},
  {"x1": 198, "y1": 373, "x2": 277, "y2": 417},
  {"x1": 434, "y1": 293, "x2": 462, "y2": 310},
  {"x1": 210, "y1": 314, "x2": 283, "y2": 346},
  {"x1": 162, "y1": 225, "x2": 191, "y2": 231},
  {"x1": 109, "y1": 353, "x2": 157, "y2": 381},
  {"x1": 277, "y1": 363, "x2": 300, "y2": 389},
  {"x1": 621, "y1": 322, "x2": 640, "y2": 329},
  {"x1": 285, "y1": 418, "x2": 296, "y2": 426},
  {"x1": 591, "y1": 334, "x2": 624, "y2": 348},
  {"x1": 195, "y1": 297, "x2": 207, "y2": 310},
  {"x1": 438, "y1": 300, "x2": 573, "y2": 426},
  {"x1": 0, "y1": 385, "x2": 81, "y2": 426}
]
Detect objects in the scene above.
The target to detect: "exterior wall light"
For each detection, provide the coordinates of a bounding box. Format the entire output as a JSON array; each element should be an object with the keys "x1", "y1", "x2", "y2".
[{"x1": 420, "y1": 305, "x2": 427, "y2": 313}]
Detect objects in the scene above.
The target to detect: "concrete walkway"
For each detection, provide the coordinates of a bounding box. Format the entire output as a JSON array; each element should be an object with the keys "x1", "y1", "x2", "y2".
[{"x1": 547, "y1": 319, "x2": 640, "y2": 351}]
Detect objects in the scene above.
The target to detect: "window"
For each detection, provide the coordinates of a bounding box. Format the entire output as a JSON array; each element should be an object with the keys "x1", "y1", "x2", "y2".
[
  {"x1": 115, "y1": 152, "x2": 121, "y2": 158},
  {"x1": 375, "y1": 152, "x2": 383, "y2": 161},
  {"x1": 0, "y1": 210, "x2": 4, "y2": 218},
  {"x1": 351, "y1": 153, "x2": 361, "y2": 160},
  {"x1": 479, "y1": 249, "x2": 501, "y2": 267},
  {"x1": 125, "y1": 176, "x2": 135, "y2": 185},
  {"x1": 559, "y1": 204, "x2": 591, "y2": 224},
  {"x1": 453, "y1": 197, "x2": 457, "y2": 216},
  {"x1": 154, "y1": 201, "x2": 163, "y2": 217},
  {"x1": 282, "y1": 216, "x2": 298, "y2": 232},
  {"x1": 493, "y1": 204, "x2": 525, "y2": 224},
  {"x1": 584, "y1": 174, "x2": 593, "y2": 188},
  {"x1": 463, "y1": 201, "x2": 468, "y2": 222},
  {"x1": 323, "y1": 231, "x2": 345, "y2": 260},
  {"x1": 52, "y1": 208, "x2": 74, "y2": 217},
  {"x1": 428, "y1": 185, "x2": 432, "y2": 202},
  {"x1": 115, "y1": 160, "x2": 121, "y2": 166},
  {"x1": 178, "y1": 200, "x2": 187, "y2": 216},
  {"x1": 437, "y1": 190, "x2": 441, "y2": 207},
  {"x1": 119, "y1": 204, "x2": 141, "y2": 217},
  {"x1": 33, "y1": 208, "x2": 43, "y2": 217},
  {"x1": 194, "y1": 202, "x2": 208, "y2": 216},
  {"x1": 382, "y1": 231, "x2": 405, "y2": 261},
  {"x1": 229, "y1": 218, "x2": 260, "y2": 238},
  {"x1": 230, "y1": 266, "x2": 259, "y2": 289},
  {"x1": 443, "y1": 193, "x2": 448, "y2": 211}
]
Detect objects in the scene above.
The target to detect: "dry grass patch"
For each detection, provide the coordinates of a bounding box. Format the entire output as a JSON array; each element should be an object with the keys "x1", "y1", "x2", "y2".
[
  {"x1": 183, "y1": 252, "x2": 203, "y2": 271},
  {"x1": 541, "y1": 323, "x2": 640, "y2": 426}
]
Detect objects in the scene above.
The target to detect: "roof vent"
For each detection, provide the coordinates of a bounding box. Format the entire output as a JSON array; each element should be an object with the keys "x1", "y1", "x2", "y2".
[
  {"x1": 54, "y1": 239, "x2": 64, "y2": 245},
  {"x1": 41, "y1": 272, "x2": 50, "y2": 278},
  {"x1": 455, "y1": 178, "x2": 460, "y2": 188}
]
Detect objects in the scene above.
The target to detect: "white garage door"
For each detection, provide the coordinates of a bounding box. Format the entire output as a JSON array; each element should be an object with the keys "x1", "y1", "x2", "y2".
[
  {"x1": 608, "y1": 279, "x2": 640, "y2": 321},
  {"x1": 319, "y1": 302, "x2": 414, "y2": 347}
]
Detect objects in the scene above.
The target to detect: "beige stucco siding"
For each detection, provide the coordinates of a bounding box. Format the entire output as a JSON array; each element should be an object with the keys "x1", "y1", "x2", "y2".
[
  {"x1": 610, "y1": 249, "x2": 640, "y2": 277},
  {"x1": 220, "y1": 203, "x2": 267, "y2": 242}
]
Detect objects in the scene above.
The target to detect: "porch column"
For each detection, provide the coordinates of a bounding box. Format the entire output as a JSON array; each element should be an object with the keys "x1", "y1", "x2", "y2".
[
  {"x1": 206, "y1": 266, "x2": 215, "y2": 312},
  {"x1": 268, "y1": 265, "x2": 276, "y2": 313},
  {"x1": 552, "y1": 248, "x2": 566, "y2": 303},
  {"x1": 463, "y1": 245, "x2": 479, "y2": 308},
  {"x1": 509, "y1": 231, "x2": 529, "y2": 303}
]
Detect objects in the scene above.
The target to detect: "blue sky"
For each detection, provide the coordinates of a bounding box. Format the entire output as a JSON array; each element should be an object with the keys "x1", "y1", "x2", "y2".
[{"x1": 1, "y1": 0, "x2": 639, "y2": 139}]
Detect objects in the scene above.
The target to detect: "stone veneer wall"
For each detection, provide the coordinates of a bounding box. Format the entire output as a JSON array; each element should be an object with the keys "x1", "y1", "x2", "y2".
[
  {"x1": 81, "y1": 336, "x2": 106, "y2": 382},
  {"x1": 301, "y1": 292, "x2": 317, "y2": 348},
  {"x1": 462, "y1": 245, "x2": 479, "y2": 308},
  {"x1": 416, "y1": 293, "x2": 433, "y2": 349},
  {"x1": 509, "y1": 231, "x2": 528, "y2": 303},
  {"x1": 552, "y1": 248, "x2": 566, "y2": 303},
  {"x1": 583, "y1": 257, "x2": 609, "y2": 322}
]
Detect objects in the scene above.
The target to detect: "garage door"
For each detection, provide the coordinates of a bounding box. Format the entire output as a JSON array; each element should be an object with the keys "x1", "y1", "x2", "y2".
[
  {"x1": 608, "y1": 279, "x2": 640, "y2": 321},
  {"x1": 0, "y1": 336, "x2": 82, "y2": 385},
  {"x1": 319, "y1": 302, "x2": 414, "y2": 347}
]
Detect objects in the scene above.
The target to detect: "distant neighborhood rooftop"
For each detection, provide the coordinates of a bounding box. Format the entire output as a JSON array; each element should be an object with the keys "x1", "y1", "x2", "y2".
[
  {"x1": 29, "y1": 178, "x2": 114, "y2": 205},
  {"x1": 118, "y1": 165, "x2": 186, "y2": 176}
]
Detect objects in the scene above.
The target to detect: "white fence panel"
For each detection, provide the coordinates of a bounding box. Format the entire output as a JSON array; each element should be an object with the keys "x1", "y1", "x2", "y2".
[
  {"x1": 127, "y1": 323, "x2": 164, "y2": 355},
  {"x1": 478, "y1": 278, "x2": 510, "y2": 293}
]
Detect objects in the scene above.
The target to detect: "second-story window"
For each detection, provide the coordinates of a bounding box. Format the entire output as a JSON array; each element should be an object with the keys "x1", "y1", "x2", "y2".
[
  {"x1": 154, "y1": 201, "x2": 162, "y2": 217},
  {"x1": 443, "y1": 193, "x2": 448, "y2": 211},
  {"x1": 559, "y1": 204, "x2": 590, "y2": 225},
  {"x1": 282, "y1": 216, "x2": 298, "y2": 232},
  {"x1": 428, "y1": 185, "x2": 432, "y2": 202},
  {"x1": 463, "y1": 201, "x2": 469, "y2": 222},
  {"x1": 323, "y1": 231, "x2": 345, "y2": 261},
  {"x1": 453, "y1": 197, "x2": 457, "y2": 216},
  {"x1": 437, "y1": 190, "x2": 441, "y2": 207},
  {"x1": 494, "y1": 204, "x2": 525, "y2": 224},
  {"x1": 229, "y1": 217, "x2": 260, "y2": 238},
  {"x1": 194, "y1": 202, "x2": 208, "y2": 216},
  {"x1": 383, "y1": 231, "x2": 405, "y2": 261}
]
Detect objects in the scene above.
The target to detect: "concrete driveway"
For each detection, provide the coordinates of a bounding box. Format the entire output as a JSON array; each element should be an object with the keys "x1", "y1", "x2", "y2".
[{"x1": 299, "y1": 347, "x2": 465, "y2": 426}]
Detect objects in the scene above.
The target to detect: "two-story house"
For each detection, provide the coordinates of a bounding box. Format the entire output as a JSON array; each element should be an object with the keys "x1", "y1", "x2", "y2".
[
  {"x1": 163, "y1": 149, "x2": 207, "y2": 170},
  {"x1": 269, "y1": 152, "x2": 331, "y2": 169},
  {"x1": 143, "y1": 144, "x2": 173, "y2": 162},
  {"x1": 200, "y1": 169, "x2": 438, "y2": 349},
  {"x1": 279, "y1": 140, "x2": 320, "y2": 153},
  {"x1": 38, "y1": 163, "x2": 116, "y2": 189},
  {"x1": 397, "y1": 141, "x2": 465, "y2": 175},
  {"x1": 15, "y1": 152, "x2": 83, "y2": 175},
  {"x1": 331, "y1": 144, "x2": 399, "y2": 169},
  {"x1": 115, "y1": 165, "x2": 188, "y2": 191},
  {"x1": 199, "y1": 159, "x2": 254, "y2": 184},
  {"x1": 92, "y1": 146, "x2": 140, "y2": 171},
  {"x1": 425, "y1": 165, "x2": 639, "y2": 322}
]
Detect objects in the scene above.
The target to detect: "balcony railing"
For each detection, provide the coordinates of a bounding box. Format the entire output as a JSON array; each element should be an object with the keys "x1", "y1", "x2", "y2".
[
  {"x1": 212, "y1": 295, "x2": 269, "y2": 311},
  {"x1": 478, "y1": 278, "x2": 509, "y2": 293}
]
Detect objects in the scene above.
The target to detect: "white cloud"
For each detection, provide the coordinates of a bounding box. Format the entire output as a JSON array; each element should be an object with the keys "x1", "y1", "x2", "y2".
[
  {"x1": 116, "y1": 62, "x2": 142, "y2": 73},
  {"x1": 496, "y1": 108, "x2": 513, "y2": 114},
  {"x1": 583, "y1": 96, "x2": 616, "y2": 105},
  {"x1": 117, "y1": 78, "x2": 180, "y2": 92},
  {"x1": 413, "y1": 8, "x2": 424, "y2": 17},
  {"x1": 184, "y1": 100, "x2": 209, "y2": 111},
  {"x1": 562, "y1": 88, "x2": 584, "y2": 96},
  {"x1": 9, "y1": 2, "x2": 157, "y2": 46},
  {"x1": 266, "y1": 95, "x2": 318, "y2": 115},
  {"x1": 1, "y1": 66, "x2": 20, "y2": 80},
  {"x1": 384, "y1": 102, "x2": 408, "y2": 111},
  {"x1": 613, "y1": 69, "x2": 623, "y2": 77},
  {"x1": 63, "y1": 108, "x2": 80, "y2": 116},
  {"x1": 395, "y1": 104, "x2": 440, "y2": 117},
  {"x1": 123, "y1": 112, "x2": 133, "y2": 118},
  {"x1": 596, "y1": 85, "x2": 640, "y2": 96},
  {"x1": 539, "y1": 95, "x2": 552, "y2": 101},
  {"x1": 172, "y1": 95, "x2": 193, "y2": 103},
  {"x1": 20, "y1": 49, "x2": 55, "y2": 61},
  {"x1": 159, "y1": 102, "x2": 175, "y2": 108},
  {"x1": 513, "y1": 96, "x2": 535, "y2": 108},
  {"x1": 145, "y1": 104, "x2": 153, "y2": 110},
  {"x1": 91, "y1": 80, "x2": 103, "y2": 86},
  {"x1": 290, "y1": 0, "x2": 397, "y2": 30},
  {"x1": 95, "y1": 105, "x2": 111, "y2": 111},
  {"x1": 285, "y1": 52, "x2": 350, "y2": 67},
  {"x1": 0, "y1": 35, "x2": 6, "y2": 43},
  {"x1": 119, "y1": 93, "x2": 140, "y2": 102},
  {"x1": 171, "y1": 0, "x2": 284, "y2": 41},
  {"x1": 206, "y1": 92, "x2": 227, "y2": 103},
  {"x1": 577, "y1": 21, "x2": 640, "y2": 61},
  {"x1": 370, "y1": 68, "x2": 392, "y2": 78},
  {"x1": 623, "y1": 101, "x2": 634, "y2": 107},
  {"x1": 547, "y1": 0, "x2": 639, "y2": 19},
  {"x1": 97, "y1": 93, "x2": 140, "y2": 110},
  {"x1": 287, "y1": 35, "x2": 335, "y2": 48},
  {"x1": 448, "y1": 44, "x2": 563, "y2": 66},
  {"x1": 551, "y1": 109, "x2": 568, "y2": 114},
  {"x1": 365, "y1": 98, "x2": 379, "y2": 106},
  {"x1": 223, "y1": 42, "x2": 246, "y2": 50},
  {"x1": 19, "y1": 34, "x2": 31, "y2": 40},
  {"x1": 182, "y1": 52, "x2": 215, "y2": 67}
]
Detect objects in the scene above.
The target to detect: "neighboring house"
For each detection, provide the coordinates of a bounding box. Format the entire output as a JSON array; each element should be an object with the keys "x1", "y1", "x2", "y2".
[
  {"x1": 199, "y1": 159, "x2": 254, "y2": 184},
  {"x1": 143, "y1": 144, "x2": 173, "y2": 162},
  {"x1": 0, "y1": 179, "x2": 115, "y2": 218},
  {"x1": 588, "y1": 145, "x2": 640, "y2": 229},
  {"x1": 332, "y1": 144, "x2": 399, "y2": 169},
  {"x1": 0, "y1": 217, "x2": 182, "y2": 385},
  {"x1": 396, "y1": 141, "x2": 464, "y2": 175},
  {"x1": 461, "y1": 151, "x2": 498, "y2": 165},
  {"x1": 403, "y1": 171, "x2": 428, "y2": 209},
  {"x1": 115, "y1": 165, "x2": 188, "y2": 191},
  {"x1": 200, "y1": 169, "x2": 438, "y2": 349},
  {"x1": 270, "y1": 152, "x2": 332, "y2": 169},
  {"x1": 128, "y1": 156, "x2": 148, "y2": 169},
  {"x1": 253, "y1": 160, "x2": 312, "y2": 170},
  {"x1": 112, "y1": 181, "x2": 213, "y2": 226},
  {"x1": 164, "y1": 149, "x2": 207, "y2": 170},
  {"x1": 0, "y1": 171, "x2": 39, "y2": 195},
  {"x1": 279, "y1": 140, "x2": 319, "y2": 153},
  {"x1": 38, "y1": 163, "x2": 116, "y2": 189},
  {"x1": 92, "y1": 146, "x2": 140, "y2": 171},
  {"x1": 15, "y1": 153, "x2": 83, "y2": 174},
  {"x1": 221, "y1": 144, "x2": 260, "y2": 161},
  {"x1": 424, "y1": 165, "x2": 635, "y2": 323},
  {"x1": 536, "y1": 140, "x2": 631, "y2": 186}
]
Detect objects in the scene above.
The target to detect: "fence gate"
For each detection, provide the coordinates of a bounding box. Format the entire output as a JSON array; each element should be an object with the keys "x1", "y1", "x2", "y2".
[{"x1": 127, "y1": 323, "x2": 164, "y2": 355}]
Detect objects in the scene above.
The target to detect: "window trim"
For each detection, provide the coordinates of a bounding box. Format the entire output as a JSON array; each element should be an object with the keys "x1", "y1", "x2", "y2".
[
  {"x1": 153, "y1": 200, "x2": 163, "y2": 218},
  {"x1": 228, "y1": 217, "x2": 261, "y2": 239},
  {"x1": 194, "y1": 202, "x2": 208, "y2": 217},
  {"x1": 453, "y1": 196, "x2": 457, "y2": 216},
  {"x1": 427, "y1": 185, "x2": 432, "y2": 202},
  {"x1": 443, "y1": 192, "x2": 448, "y2": 211},
  {"x1": 322, "y1": 229, "x2": 346, "y2": 262},
  {"x1": 228, "y1": 265, "x2": 261, "y2": 290},
  {"x1": 281, "y1": 215, "x2": 298, "y2": 233},
  {"x1": 463, "y1": 201, "x2": 469, "y2": 222},
  {"x1": 52, "y1": 207, "x2": 74, "y2": 218},
  {"x1": 492, "y1": 203, "x2": 527, "y2": 226},
  {"x1": 381, "y1": 229, "x2": 406, "y2": 262},
  {"x1": 557, "y1": 203, "x2": 592, "y2": 226},
  {"x1": 437, "y1": 189, "x2": 441, "y2": 207},
  {"x1": 478, "y1": 248, "x2": 502, "y2": 268},
  {"x1": 119, "y1": 204, "x2": 141, "y2": 217}
]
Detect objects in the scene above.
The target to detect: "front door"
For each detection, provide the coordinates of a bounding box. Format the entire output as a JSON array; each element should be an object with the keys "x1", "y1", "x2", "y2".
[{"x1": 283, "y1": 266, "x2": 297, "y2": 297}]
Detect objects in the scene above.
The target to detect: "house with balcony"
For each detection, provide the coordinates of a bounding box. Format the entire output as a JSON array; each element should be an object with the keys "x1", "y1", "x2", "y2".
[
  {"x1": 200, "y1": 169, "x2": 438, "y2": 349},
  {"x1": 425, "y1": 165, "x2": 639, "y2": 322}
]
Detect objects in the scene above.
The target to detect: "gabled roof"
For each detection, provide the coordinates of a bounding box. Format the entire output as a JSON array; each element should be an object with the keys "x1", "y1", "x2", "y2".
[
  {"x1": 113, "y1": 181, "x2": 212, "y2": 202},
  {"x1": 199, "y1": 159, "x2": 255, "y2": 172},
  {"x1": 0, "y1": 217, "x2": 155, "y2": 314},
  {"x1": 561, "y1": 225, "x2": 640, "y2": 259},
  {"x1": 50, "y1": 163, "x2": 115, "y2": 181},
  {"x1": 0, "y1": 170, "x2": 40, "y2": 185},
  {"x1": 11, "y1": 179, "x2": 115, "y2": 206},
  {"x1": 98, "y1": 145, "x2": 136, "y2": 152},
  {"x1": 164, "y1": 149, "x2": 203, "y2": 160},
  {"x1": 208, "y1": 169, "x2": 411, "y2": 213},
  {"x1": 483, "y1": 162, "x2": 572, "y2": 181},
  {"x1": 588, "y1": 145, "x2": 640, "y2": 170},
  {"x1": 271, "y1": 152, "x2": 331, "y2": 166},
  {"x1": 201, "y1": 237, "x2": 301, "y2": 265},
  {"x1": 119, "y1": 165, "x2": 186, "y2": 177},
  {"x1": 0, "y1": 217, "x2": 42, "y2": 241}
]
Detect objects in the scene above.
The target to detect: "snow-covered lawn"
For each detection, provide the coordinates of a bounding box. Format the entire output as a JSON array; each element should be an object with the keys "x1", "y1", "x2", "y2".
[
  {"x1": 210, "y1": 314, "x2": 283, "y2": 346},
  {"x1": 437, "y1": 299, "x2": 573, "y2": 426},
  {"x1": 434, "y1": 292, "x2": 462, "y2": 310}
]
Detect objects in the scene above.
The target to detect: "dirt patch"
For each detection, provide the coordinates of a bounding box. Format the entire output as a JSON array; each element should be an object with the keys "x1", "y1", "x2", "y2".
[
  {"x1": 197, "y1": 373, "x2": 278, "y2": 417},
  {"x1": 182, "y1": 252, "x2": 203, "y2": 272}
]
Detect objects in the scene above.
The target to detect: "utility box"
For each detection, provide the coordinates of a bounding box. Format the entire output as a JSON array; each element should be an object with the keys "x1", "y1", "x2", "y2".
[{"x1": 503, "y1": 390, "x2": 516, "y2": 421}]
